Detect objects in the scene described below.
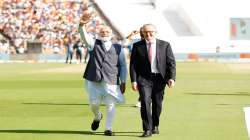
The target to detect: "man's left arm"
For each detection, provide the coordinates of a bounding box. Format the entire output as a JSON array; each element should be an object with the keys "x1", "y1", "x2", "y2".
[
  {"x1": 118, "y1": 47, "x2": 128, "y2": 93},
  {"x1": 166, "y1": 43, "x2": 176, "y2": 88}
]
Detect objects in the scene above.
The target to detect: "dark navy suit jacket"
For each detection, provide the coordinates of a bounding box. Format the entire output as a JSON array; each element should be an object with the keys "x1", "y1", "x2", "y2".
[{"x1": 130, "y1": 39, "x2": 176, "y2": 86}]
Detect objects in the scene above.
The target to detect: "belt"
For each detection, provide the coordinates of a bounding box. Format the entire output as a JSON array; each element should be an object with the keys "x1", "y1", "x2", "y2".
[{"x1": 150, "y1": 73, "x2": 161, "y2": 77}]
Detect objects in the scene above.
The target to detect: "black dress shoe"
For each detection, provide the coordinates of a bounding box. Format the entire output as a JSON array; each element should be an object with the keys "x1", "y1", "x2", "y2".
[
  {"x1": 152, "y1": 127, "x2": 159, "y2": 134},
  {"x1": 91, "y1": 114, "x2": 103, "y2": 131},
  {"x1": 141, "y1": 130, "x2": 152, "y2": 137},
  {"x1": 104, "y1": 130, "x2": 114, "y2": 136}
]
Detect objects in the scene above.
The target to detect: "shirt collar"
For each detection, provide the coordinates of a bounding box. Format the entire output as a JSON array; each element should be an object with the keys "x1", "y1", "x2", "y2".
[{"x1": 145, "y1": 39, "x2": 156, "y2": 45}]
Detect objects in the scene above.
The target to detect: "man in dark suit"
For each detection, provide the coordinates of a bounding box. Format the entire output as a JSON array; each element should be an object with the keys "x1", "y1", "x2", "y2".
[{"x1": 130, "y1": 23, "x2": 176, "y2": 137}]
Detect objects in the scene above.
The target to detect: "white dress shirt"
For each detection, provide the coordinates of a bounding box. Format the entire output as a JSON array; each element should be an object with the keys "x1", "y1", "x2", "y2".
[{"x1": 146, "y1": 40, "x2": 159, "y2": 73}]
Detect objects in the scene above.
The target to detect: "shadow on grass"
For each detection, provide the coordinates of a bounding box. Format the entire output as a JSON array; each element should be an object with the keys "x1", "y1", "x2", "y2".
[
  {"x1": 22, "y1": 102, "x2": 138, "y2": 108},
  {"x1": 216, "y1": 103, "x2": 250, "y2": 106},
  {"x1": 184, "y1": 92, "x2": 250, "y2": 96},
  {"x1": 0, "y1": 129, "x2": 142, "y2": 137},
  {"x1": 22, "y1": 103, "x2": 91, "y2": 106}
]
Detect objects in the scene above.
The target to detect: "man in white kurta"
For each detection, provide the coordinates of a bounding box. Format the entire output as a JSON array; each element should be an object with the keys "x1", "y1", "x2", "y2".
[{"x1": 79, "y1": 21, "x2": 127, "y2": 136}]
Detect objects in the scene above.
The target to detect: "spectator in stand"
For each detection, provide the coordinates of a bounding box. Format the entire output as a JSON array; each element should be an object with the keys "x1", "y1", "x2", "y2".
[
  {"x1": 73, "y1": 37, "x2": 83, "y2": 64},
  {"x1": 0, "y1": 0, "x2": 94, "y2": 55},
  {"x1": 64, "y1": 36, "x2": 74, "y2": 64},
  {"x1": 0, "y1": 39, "x2": 9, "y2": 54}
]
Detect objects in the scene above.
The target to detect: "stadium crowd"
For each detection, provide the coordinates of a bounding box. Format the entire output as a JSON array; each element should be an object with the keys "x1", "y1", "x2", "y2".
[{"x1": 0, "y1": 0, "x2": 103, "y2": 57}]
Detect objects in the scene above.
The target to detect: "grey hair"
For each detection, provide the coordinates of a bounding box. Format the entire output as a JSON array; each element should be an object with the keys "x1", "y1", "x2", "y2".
[{"x1": 142, "y1": 23, "x2": 157, "y2": 32}]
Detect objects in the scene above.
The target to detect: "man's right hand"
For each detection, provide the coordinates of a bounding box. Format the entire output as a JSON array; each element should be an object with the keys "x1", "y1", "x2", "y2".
[
  {"x1": 132, "y1": 82, "x2": 138, "y2": 91},
  {"x1": 80, "y1": 9, "x2": 95, "y2": 26}
]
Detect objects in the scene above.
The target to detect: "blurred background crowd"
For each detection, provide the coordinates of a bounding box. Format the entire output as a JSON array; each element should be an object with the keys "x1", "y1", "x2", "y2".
[
  {"x1": 0, "y1": 0, "x2": 104, "y2": 56},
  {"x1": 1, "y1": 0, "x2": 250, "y2": 62}
]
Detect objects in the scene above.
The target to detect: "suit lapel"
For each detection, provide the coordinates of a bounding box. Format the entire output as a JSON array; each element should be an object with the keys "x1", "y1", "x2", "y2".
[
  {"x1": 156, "y1": 39, "x2": 162, "y2": 67},
  {"x1": 140, "y1": 40, "x2": 148, "y2": 58}
]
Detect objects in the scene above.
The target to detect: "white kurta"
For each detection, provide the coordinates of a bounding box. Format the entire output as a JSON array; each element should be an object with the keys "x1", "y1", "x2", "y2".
[
  {"x1": 86, "y1": 80, "x2": 125, "y2": 104},
  {"x1": 79, "y1": 25, "x2": 127, "y2": 104}
]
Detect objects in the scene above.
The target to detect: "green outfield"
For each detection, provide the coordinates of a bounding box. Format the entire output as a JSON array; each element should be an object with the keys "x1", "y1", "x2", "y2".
[{"x1": 0, "y1": 62, "x2": 250, "y2": 140}]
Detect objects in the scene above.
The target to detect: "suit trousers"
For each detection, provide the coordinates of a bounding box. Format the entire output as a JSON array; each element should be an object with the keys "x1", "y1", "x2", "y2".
[{"x1": 138, "y1": 73, "x2": 166, "y2": 131}]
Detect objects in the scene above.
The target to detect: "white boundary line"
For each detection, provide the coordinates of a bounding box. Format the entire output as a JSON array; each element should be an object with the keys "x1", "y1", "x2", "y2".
[{"x1": 244, "y1": 107, "x2": 250, "y2": 139}]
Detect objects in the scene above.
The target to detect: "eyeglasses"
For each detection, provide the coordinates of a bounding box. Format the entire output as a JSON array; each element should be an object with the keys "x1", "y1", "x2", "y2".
[
  {"x1": 100, "y1": 31, "x2": 110, "y2": 33},
  {"x1": 143, "y1": 31, "x2": 156, "y2": 34}
]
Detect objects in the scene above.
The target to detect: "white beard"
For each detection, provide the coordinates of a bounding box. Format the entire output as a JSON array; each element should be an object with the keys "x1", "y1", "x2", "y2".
[{"x1": 99, "y1": 36, "x2": 112, "y2": 42}]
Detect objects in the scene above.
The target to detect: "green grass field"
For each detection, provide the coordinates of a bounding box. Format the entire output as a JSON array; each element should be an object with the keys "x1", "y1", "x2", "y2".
[{"x1": 0, "y1": 62, "x2": 250, "y2": 140}]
